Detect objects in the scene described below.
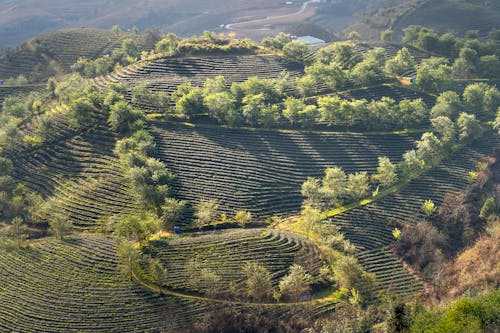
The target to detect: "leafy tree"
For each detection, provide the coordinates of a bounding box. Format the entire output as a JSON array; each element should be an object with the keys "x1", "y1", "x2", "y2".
[
  {"x1": 416, "y1": 132, "x2": 441, "y2": 164},
  {"x1": 381, "y1": 29, "x2": 393, "y2": 41},
  {"x1": 452, "y1": 47, "x2": 478, "y2": 79},
  {"x1": 375, "y1": 156, "x2": 398, "y2": 188},
  {"x1": 350, "y1": 48, "x2": 386, "y2": 86},
  {"x1": 494, "y1": 106, "x2": 500, "y2": 134},
  {"x1": 402, "y1": 149, "x2": 422, "y2": 173},
  {"x1": 300, "y1": 205, "x2": 321, "y2": 235},
  {"x1": 242, "y1": 262, "x2": 273, "y2": 301},
  {"x1": 6, "y1": 217, "x2": 27, "y2": 248},
  {"x1": 161, "y1": 198, "x2": 187, "y2": 226},
  {"x1": 67, "y1": 96, "x2": 96, "y2": 129},
  {"x1": 148, "y1": 257, "x2": 168, "y2": 286},
  {"x1": 204, "y1": 91, "x2": 235, "y2": 123},
  {"x1": 175, "y1": 87, "x2": 205, "y2": 119},
  {"x1": 305, "y1": 62, "x2": 347, "y2": 90},
  {"x1": 234, "y1": 210, "x2": 252, "y2": 227},
  {"x1": 198, "y1": 268, "x2": 225, "y2": 298},
  {"x1": 316, "y1": 42, "x2": 354, "y2": 67},
  {"x1": 456, "y1": 112, "x2": 481, "y2": 142},
  {"x1": 415, "y1": 57, "x2": 453, "y2": 93},
  {"x1": 117, "y1": 240, "x2": 140, "y2": 280},
  {"x1": 194, "y1": 199, "x2": 219, "y2": 229},
  {"x1": 421, "y1": 199, "x2": 436, "y2": 217},
  {"x1": 121, "y1": 39, "x2": 140, "y2": 59},
  {"x1": 283, "y1": 96, "x2": 305, "y2": 125},
  {"x1": 385, "y1": 47, "x2": 416, "y2": 76},
  {"x1": 155, "y1": 33, "x2": 179, "y2": 54},
  {"x1": 283, "y1": 41, "x2": 309, "y2": 63},
  {"x1": 322, "y1": 166, "x2": 348, "y2": 206},
  {"x1": 295, "y1": 75, "x2": 316, "y2": 97},
  {"x1": 278, "y1": 264, "x2": 313, "y2": 302},
  {"x1": 261, "y1": 32, "x2": 292, "y2": 50},
  {"x1": 479, "y1": 197, "x2": 497, "y2": 220},
  {"x1": 301, "y1": 177, "x2": 322, "y2": 208},
  {"x1": 430, "y1": 91, "x2": 462, "y2": 119},
  {"x1": 108, "y1": 100, "x2": 145, "y2": 134},
  {"x1": 128, "y1": 158, "x2": 173, "y2": 210},
  {"x1": 332, "y1": 255, "x2": 377, "y2": 304},
  {"x1": 431, "y1": 116, "x2": 456, "y2": 146},
  {"x1": 131, "y1": 83, "x2": 169, "y2": 110},
  {"x1": 48, "y1": 212, "x2": 73, "y2": 240},
  {"x1": 346, "y1": 172, "x2": 370, "y2": 201},
  {"x1": 241, "y1": 93, "x2": 266, "y2": 126}
]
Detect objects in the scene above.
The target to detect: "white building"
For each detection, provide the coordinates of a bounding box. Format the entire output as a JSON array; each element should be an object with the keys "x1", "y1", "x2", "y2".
[{"x1": 296, "y1": 35, "x2": 326, "y2": 46}]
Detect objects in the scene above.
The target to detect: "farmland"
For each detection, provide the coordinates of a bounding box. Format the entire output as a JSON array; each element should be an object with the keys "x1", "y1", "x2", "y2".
[{"x1": 0, "y1": 5, "x2": 500, "y2": 331}]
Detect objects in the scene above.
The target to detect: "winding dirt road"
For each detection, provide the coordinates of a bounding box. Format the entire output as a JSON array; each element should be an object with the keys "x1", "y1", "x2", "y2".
[{"x1": 226, "y1": 0, "x2": 321, "y2": 30}]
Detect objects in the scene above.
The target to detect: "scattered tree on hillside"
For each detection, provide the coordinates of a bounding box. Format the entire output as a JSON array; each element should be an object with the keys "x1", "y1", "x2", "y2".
[
  {"x1": 421, "y1": 199, "x2": 436, "y2": 217},
  {"x1": 242, "y1": 262, "x2": 273, "y2": 302},
  {"x1": 347, "y1": 172, "x2": 370, "y2": 201},
  {"x1": 234, "y1": 210, "x2": 252, "y2": 227},
  {"x1": 278, "y1": 264, "x2": 313, "y2": 302},
  {"x1": 194, "y1": 199, "x2": 219, "y2": 229},
  {"x1": 161, "y1": 198, "x2": 187, "y2": 226},
  {"x1": 48, "y1": 212, "x2": 73, "y2": 240},
  {"x1": 374, "y1": 157, "x2": 398, "y2": 188}
]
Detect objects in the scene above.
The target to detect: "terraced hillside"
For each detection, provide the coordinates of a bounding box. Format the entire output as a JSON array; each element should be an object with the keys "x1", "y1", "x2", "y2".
[
  {"x1": 0, "y1": 29, "x2": 149, "y2": 81},
  {"x1": 391, "y1": 0, "x2": 500, "y2": 39},
  {"x1": 10, "y1": 125, "x2": 140, "y2": 230},
  {"x1": 150, "y1": 228, "x2": 326, "y2": 292},
  {"x1": 0, "y1": 84, "x2": 44, "y2": 108},
  {"x1": 151, "y1": 122, "x2": 418, "y2": 222},
  {"x1": 95, "y1": 54, "x2": 304, "y2": 99},
  {"x1": 0, "y1": 234, "x2": 338, "y2": 332},
  {"x1": 327, "y1": 131, "x2": 500, "y2": 295},
  {"x1": 0, "y1": 235, "x2": 206, "y2": 332}
]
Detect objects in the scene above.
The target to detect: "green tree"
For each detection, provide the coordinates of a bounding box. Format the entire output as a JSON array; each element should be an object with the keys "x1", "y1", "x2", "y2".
[
  {"x1": 332, "y1": 255, "x2": 377, "y2": 304},
  {"x1": 375, "y1": 156, "x2": 398, "y2": 188},
  {"x1": 431, "y1": 116, "x2": 456, "y2": 146},
  {"x1": 415, "y1": 57, "x2": 453, "y2": 93},
  {"x1": 421, "y1": 199, "x2": 436, "y2": 217},
  {"x1": 148, "y1": 257, "x2": 168, "y2": 286},
  {"x1": 346, "y1": 172, "x2": 370, "y2": 201},
  {"x1": 385, "y1": 47, "x2": 416, "y2": 76},
  {"x1": 278, "y1": 264, "x2": 313, "y2": 302},
  {"x1": 194, "y1": 199, "x2": 219, "y2": 229},
  {"x1": 175, "y1": 87, "x2": 205, "y2": 119},
  {"x1": 430, "y1": 91, "x2": 462, "y2": 119},
  {"x1": 479, "y1": 197, "x2": 497, "y2": 220},
  {"x1": 416, "y1": 132, "x2": 441, "y2": 164},
  {"x1": 234, "y1": 210, "x2": 252, "y2": 227},
  {"x1": 381, "y1": 29, "x2": 393, "y2": 42},
  {"x1": 456, "y1": 112, "x2": 481, "y2": 142},
  {"x1": 67, "y1": 96, "x2": 96, "y2": 129},
  {"x1": 283, "y1": 96, "x2": 305, "y2": 125},
  {"x1": 300, "y1": 205, "x2": 321, "y2": 235},
  {"x1": 283, "y1": 41, "x2": 309, "y2": 63},
  {"x1": 108, "y1": 100, "x2": 145, "y2": 134},
  {"x1": 305, "y1": 62, "x2": 347, "y2": 90},
  {"x1": 204, "y1": 91, "x2": 235, "y2": 123},
  {"x1": 402, "y1": 150, "x2": 422, "y2": 173},
  {"x1": 301, "y1": 177, "x2": 323, "y2": 208},
  {"x1": 242, "y1": 262, "x2": 273, "y2": 301},
  {"x1": 121, "y1": 39, "x2": 140, "y2": 59},
  {"x1": 322, "y1": 166, "x2": 348, "y2": 206},
  {"x1": 161, "y1": 198, "x2": 187, "y2": 226},
  {"x1": 117, "y1": 241, "x2": 140, "y2": 280},
  {"x1": 155, "y1": 33, "x2": 178, "y2": 54},
  {"x1": 48, "y1": 212, "x2": 73, "y2": 240}
]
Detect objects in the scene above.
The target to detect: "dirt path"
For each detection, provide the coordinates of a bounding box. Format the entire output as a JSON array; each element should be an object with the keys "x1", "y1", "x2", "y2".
[{"x1": 226, "y1": 0, "x2": 320, "y2": 30}]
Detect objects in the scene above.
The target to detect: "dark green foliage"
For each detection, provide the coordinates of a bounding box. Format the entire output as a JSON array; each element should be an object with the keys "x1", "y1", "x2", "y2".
[
  {"x1": 410, "y1": 289, "x2": 500, "y2": 333},
  {"x1": 108, "y1": 100, "x2": 145, "y2": 134}
]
